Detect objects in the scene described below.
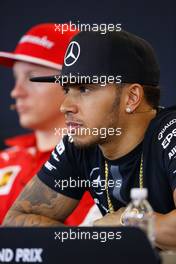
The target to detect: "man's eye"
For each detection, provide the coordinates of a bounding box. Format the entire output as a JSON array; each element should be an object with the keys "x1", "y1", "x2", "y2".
[{"x1": 79, "y1": 86, "x2": 90, "y2": 93}]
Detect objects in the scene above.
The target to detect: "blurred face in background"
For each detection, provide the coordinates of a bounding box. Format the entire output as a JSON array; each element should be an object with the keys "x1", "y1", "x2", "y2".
[{"x1": 11, "y1": 61, "x2": 65, "y2": 131}]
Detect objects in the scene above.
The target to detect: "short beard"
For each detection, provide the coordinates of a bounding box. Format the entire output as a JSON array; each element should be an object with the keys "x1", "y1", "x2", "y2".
[
  {"x1": 72, "y1": 85, "x2": 122, "y2": 149},
  {"x1": 72, "y1": 135, "x2": 103, "y2": 149}
]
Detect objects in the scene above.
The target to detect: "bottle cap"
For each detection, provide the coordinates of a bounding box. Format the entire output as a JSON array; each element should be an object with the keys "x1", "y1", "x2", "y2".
[{"x1": 130, "y1": 188, "x2": 148, "y2": 200}]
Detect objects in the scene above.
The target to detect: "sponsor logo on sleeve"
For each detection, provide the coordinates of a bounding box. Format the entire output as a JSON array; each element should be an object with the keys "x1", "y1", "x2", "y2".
[
  {"x1": 51, "y1": 150, "x2": 60, "y2": 162},
  {"x1": 56, "y1": 140, "x2": 65, "y2": 155},
  {"x1": 0, "y1": 166, "x2": 21, "y2": 195},
  {"x1": 168, "y1": 145, "x2": 176, "y2": 160},
  {"x1": 44, "y1": 161, "x2": 57, "y2": 171},
  {"x1": 158, "y1": 119, "x2": 176, "y2": 140},
  {"x1": 161, "y1": 128, "x2": 176, "y2": 149}
]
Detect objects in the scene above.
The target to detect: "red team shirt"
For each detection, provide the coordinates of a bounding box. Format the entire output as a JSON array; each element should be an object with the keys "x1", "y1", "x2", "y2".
[{"x1": 0, "y1": 133, "x2": 95, "y2": 225}]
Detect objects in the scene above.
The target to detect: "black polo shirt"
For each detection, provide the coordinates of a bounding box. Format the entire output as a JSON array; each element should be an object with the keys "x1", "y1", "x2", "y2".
[{"x1": 38, "y1": 106, "x2": 176, "y2": 215}]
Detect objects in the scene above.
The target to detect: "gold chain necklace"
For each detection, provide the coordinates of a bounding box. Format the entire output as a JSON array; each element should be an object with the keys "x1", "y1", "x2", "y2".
[{"x1": 104, "y1": 154, "x2": 143, "y2": 213}]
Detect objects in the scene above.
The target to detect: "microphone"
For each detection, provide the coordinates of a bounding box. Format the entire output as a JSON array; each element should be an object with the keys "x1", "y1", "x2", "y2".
[{"x1": 9, "y1": 104, "x2": 16, "y2": 110}]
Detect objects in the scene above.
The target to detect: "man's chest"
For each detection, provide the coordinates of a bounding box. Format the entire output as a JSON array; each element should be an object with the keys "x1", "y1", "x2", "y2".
[{"x1": 82, "y1": 150, "x2": 142, "y2": 215}]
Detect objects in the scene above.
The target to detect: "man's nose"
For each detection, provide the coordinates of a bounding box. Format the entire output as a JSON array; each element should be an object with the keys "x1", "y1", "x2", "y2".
[
  {"x1": 10, "y1": 81, "x2": 28, "y2": 99},
  {"x1": 60, "y1": 95, "x2": 78, "y2": 114}
]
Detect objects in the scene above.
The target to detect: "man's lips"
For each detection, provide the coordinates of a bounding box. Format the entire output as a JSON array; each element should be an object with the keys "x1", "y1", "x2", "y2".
[
  {"x1": 66, "y1": 121, "x2": 83, "y2": 127},
  {"x1": 66, "y1": 122, "x2": 83, "y2": 132},
  {"x1": 16, "y1": 104, "x2": 29, "y2": 113}
]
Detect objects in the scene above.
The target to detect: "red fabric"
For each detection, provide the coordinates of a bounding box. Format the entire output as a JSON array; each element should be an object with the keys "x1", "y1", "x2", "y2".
[
  {"x1": 0, "y1": 133, "x2": 94, "y2": 225},
  {"x1": 64, "y1": 191, "x2": 95, "y2": 225}
]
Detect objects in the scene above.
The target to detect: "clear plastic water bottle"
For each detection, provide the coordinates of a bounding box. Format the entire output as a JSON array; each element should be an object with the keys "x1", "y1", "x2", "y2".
[{"x1": 123, "y1": 188, "x2": 155, "y2": 244}]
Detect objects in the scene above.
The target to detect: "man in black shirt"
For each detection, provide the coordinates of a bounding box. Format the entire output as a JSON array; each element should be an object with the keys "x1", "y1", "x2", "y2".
[{"x1": 3, "y1": 30, "x2": 176, "y2": 250}]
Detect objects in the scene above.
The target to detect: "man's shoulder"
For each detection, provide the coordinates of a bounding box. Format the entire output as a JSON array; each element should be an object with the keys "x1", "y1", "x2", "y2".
[
  {"x1": 146, "y1": 105, "x2": 176, "y2": 139},
  {"x1": 143, "y1": 105, "x2": 176, "y2": 155},
  {"x1": 0, "y1": 133, "x2": 36, "y2": 163},
  {"x1": 156, "y1": 105, "x2": 176, "y2": 122},
  {"x1": 156, "y1": 106, "x2": 176, "y2": 141},
  {"x1": 5, "y1": 133, "x2": 36, "y2": 149}
]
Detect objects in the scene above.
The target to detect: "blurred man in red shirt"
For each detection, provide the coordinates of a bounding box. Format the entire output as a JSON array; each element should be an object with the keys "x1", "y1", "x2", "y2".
[{"x1": 0, "y1": 23, "x2": 101, "y2": 225}]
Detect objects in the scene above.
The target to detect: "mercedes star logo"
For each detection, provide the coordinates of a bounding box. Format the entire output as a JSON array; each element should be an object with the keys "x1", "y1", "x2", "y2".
[{"x1": 64, "y1": 41, "x2": 80, "y2": 66}]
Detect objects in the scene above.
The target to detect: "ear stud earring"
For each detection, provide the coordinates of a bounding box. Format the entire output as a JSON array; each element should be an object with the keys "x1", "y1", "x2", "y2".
[{"x1": 126, "y1": 107, "x2": 132, "y2": 113}]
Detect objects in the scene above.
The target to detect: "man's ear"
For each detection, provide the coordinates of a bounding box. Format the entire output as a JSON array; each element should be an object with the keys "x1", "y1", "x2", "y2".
[{"x1": 125, "y1": 83, "x2": 143, "y2": 113}]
